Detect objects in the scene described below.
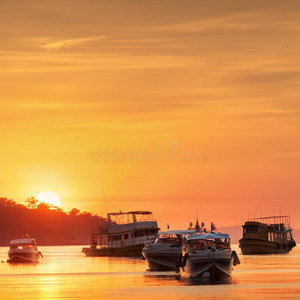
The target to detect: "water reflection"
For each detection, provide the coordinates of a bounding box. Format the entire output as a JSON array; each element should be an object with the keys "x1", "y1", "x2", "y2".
[
  {"x1": 144, "y1": 272, "x2": 235, "y2": 286},
  {"x1": 0, "y1": 245, "x2": 299, "y2": 299}
]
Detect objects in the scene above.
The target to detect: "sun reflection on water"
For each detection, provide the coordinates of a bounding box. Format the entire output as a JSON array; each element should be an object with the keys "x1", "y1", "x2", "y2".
[{"x1": 0, "y1": 245, "x2": 299, "y2": 299}]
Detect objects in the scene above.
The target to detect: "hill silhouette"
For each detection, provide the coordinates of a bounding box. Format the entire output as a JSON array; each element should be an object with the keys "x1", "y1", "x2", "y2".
[{"x1": 0, "y1": 197, "x2": 107, "y2": 246}]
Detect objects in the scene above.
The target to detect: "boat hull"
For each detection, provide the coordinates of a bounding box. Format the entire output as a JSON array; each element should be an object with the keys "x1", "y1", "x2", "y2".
[
  {"x1": 82, "y1": 243, "x2": 145, "y2": 257},
  {"x1": 142, "y1": 249, "x2": 181, "y2": 271},
  {"x1": 182, "y1": 254, "x2": 233, "y2": 280},
  {"x1": 239, "y1": 238, "x2": 296, "y2": 254},
  {"x1": 7, "y1": 251, "x2": 41, "y2": 263}
]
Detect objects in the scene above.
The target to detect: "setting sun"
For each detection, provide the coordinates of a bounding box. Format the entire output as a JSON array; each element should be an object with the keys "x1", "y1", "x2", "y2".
[{"x1": 36, "y1": 191, "x2": 61, "y2": 207}]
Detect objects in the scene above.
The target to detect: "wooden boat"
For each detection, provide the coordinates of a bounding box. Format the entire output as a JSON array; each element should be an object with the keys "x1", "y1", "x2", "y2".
[
  {"x1": 7, "y1": 238, "x2": 43, "y2": 263},
  {"x1": 239, "y1": 216, "x2": 296, "y2": 254},
  {"x1": 178, "y1": 232, "x2": 240, "y2": 280},
  {"x1": 82, "y1": 211, "x2": 159, "y2": 257},
  {"x1": 142, "y1": 230, "x2": 195, "y2": 271}
]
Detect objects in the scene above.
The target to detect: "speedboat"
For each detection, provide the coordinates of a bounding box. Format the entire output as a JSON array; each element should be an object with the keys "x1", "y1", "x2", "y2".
[
  {"x1": 142, "y1": 230, "x2": 194, "y2": 271},
  {"x1": 7, "y1": 238, "x2": 43, "y2": 263},
  {"x1": 178, "y1": 232, "x2": 240, "y2": 280}
]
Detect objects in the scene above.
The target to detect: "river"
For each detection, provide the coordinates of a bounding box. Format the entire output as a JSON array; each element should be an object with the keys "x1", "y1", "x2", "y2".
[{"x1": 0, "y1": 245, "x2": 299, "y2": 299}]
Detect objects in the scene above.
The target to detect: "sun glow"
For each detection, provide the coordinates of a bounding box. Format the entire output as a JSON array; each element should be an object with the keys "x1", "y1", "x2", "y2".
[{"x1": 36, "y1": 191, "x2": 61, "y2": 207}]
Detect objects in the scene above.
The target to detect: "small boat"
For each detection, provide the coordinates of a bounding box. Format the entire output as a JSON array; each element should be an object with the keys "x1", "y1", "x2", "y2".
[
  {"x1": 178, "y1": 232, "x2": 240, "y2": 280},
  {"x1": 142, "y1": 230, "x2": 195, "y2": 271},
  {"x1": 7, "y1": 238, "x2": 43, "y2": 263},
  {"x1": 239, "y1": 216, "x2": 296, "y2": 254},
  {"x1": 82, "y1": 211, "x2": 159, "y2": 257}
]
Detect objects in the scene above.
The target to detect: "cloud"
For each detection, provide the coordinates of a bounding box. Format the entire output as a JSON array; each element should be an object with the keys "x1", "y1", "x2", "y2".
[
  {"x1": 41, "y1": 35, "x2": 106, "y2": 50},
  {"x1": 140, "y1": 12, "x2": 261, "y2": 34}
]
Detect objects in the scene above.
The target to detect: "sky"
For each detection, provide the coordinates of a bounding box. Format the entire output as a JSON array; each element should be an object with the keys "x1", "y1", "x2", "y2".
[{"x1": 1, "y1": 0, "x2": 300, "y2": 230}]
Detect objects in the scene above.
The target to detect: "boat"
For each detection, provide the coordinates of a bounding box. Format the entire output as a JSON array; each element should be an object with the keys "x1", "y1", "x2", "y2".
[
  {"x1": 142, "y1": 230, "x2": 195, "y2": 271},
  {"x1": 82, "y1": 211, "x2": 159, "y2": 257},
  {"x1": 7, "y1": 238, "x2": 43, "y2": 263},
  {"x1": 178, "y1": 232, "x2": 240, "y2": 280},
  {"x1": 239, "y1": 215, "x2": 296, "y2": 254}
]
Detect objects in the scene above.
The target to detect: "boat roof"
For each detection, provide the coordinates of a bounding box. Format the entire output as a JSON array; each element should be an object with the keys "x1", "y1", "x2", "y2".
[
  {"x1": 245, "y1": 216, "x2": 291, "y2": 228},
  {"x1": 10, "y1": 238, "x2": 36, "y2": 245},
  {"x1": 108, "y1": 211, "x2": 152, "y2": 216},
  {"x1": 186, "y1": 232, "x2": 230, "y2": 241},
  {"x1": 158, "y1": 230, "x2": 195, "y2": 235}
]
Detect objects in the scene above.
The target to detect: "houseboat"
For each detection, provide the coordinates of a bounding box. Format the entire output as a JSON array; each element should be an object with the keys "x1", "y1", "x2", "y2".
[
  {"x1": 7, "y1": 238, "x2": 43, "y2": 263},
  {"x1": 142, "y1": 229, "x2": 195, "y2": 271},
  {"x1": 178, "y1": 232, "x2": 240, "y2": 280},
  {"x1": 82, "y1": 211, "x2": 159, "y2": 257},
  {"x1": 239, "y1": 216, "x2": 296, "y2": 254}
]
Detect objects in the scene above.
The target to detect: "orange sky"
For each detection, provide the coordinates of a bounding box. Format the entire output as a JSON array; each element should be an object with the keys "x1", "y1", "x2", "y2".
[{"x1": 1, "y1": 1, "x2": 299, "y2": 229}]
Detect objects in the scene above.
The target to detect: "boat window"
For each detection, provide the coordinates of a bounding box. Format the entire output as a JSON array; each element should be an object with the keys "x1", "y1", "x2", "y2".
[
  {"x1": 139, "y1": 230, "x2": 144, "y2": 237},
  {"x1": 245, "y1": 226, "x2": 257, "y2": 233},
  {"x1": 124, "y1": 234, "x2": 129, "y2": 239},
  {"x1": 268, "y1": 232, "x2": 274, "y2": 242},
  {"x1": 144, "y1": 229, "x2": 150, "y2": 236},
  {"x1": 134, "y1": 231, "x2": 139, "y2": 238},
  {"x1": 191, "y1": 241, "x2": 205, "y2": 250},
  {"x1": 112, "y1": 235, "x2": 121, "y2": 241},
  {"x1": 162, "y1": 237, "x2": 180, "y2": 242},
  {"x1": 215, "y1": 238, "x2": 230, "y2": 249},
  {"x1": 131, "y1": 232, "x2": 134, "y2": 238},
  {"x1": 189, "y1": 239, "x2": 216, "y2": 249},
  {"x1": 159, "y1": 234, "x2": 181, "y2": 243},
  {"x1": 206, "y1": 240, "x2": 215, "y2": 247},
  {"x1": 150, "y1": 229, "x2": 158, "y2": 235}
]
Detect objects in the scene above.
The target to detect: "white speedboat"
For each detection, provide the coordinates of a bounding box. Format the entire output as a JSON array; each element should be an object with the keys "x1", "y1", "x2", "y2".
[
  {"x1": 179, "y1": 232, "x2": 240, "y2": 280},
  {"x1": 142, "y1": 230, "x2": 194, "y2": 271},
  {"x1": 8, "y1": 238, "x2": 43, "y2": 263}
]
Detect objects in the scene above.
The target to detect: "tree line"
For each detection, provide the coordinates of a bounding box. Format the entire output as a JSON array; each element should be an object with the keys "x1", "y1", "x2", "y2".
[{"x1": 0, "y1": 197, "x2": 107, "y2": 246}]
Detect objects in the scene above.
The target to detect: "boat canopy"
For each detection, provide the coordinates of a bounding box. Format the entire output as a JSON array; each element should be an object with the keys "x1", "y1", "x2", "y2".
[
  {"x1": 186, "y1": 232, "x2": 230, "y2": 241},
  {"x1": 10, "y1": 238, "x2": 36, "y2": 245},
  {"x1": 109, "y1": 211, "x2": 152, "y2": 216},
  {"x1": 158, "y1": 230, "x2": 195, "y2": 235}
]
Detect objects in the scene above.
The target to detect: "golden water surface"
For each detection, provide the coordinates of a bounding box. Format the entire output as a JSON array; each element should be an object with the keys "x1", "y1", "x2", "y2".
[{"x1": 0, "y1": 245, "x2": 299, "y2": 299}]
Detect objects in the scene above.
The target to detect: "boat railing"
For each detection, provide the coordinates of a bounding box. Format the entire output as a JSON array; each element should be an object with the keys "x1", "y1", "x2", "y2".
[
  {"x1": 92, "y1": 224, "x2": 109, "y2": 233},
  {"x1": 249, "y1": 216, "x2": 292, "y2": 230},
  {"x1": 108, "y1": 212, "x2": 155, "y2": 225}
]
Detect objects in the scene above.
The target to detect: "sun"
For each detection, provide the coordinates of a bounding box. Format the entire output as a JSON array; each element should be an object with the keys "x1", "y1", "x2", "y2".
[{"x1": 36, "y1": 191, "x2": 61, "y2": 207}]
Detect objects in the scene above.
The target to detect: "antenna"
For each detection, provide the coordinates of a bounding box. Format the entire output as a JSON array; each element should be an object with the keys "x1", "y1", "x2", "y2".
[{"x1": 254, "y1": 192, "x2": 264, "y2": 219}]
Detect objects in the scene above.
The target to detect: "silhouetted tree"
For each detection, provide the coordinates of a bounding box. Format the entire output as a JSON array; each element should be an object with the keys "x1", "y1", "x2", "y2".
[
  {"x1": 69, "y1": 208, "x2": 80, "y2": 216},
  {"x1": 37, "y1": 202, "x2": 52, "y2": 210},
  {"x1": 25, "y1": 196, "x2": 39, "y2": 209},
  {"x1": 0, "y1": 196, "x2": 107, "y2": 246}
]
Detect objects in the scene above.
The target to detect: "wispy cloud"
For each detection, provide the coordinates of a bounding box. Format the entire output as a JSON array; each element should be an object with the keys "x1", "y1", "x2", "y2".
[
  {"x1": 41, "y1": 35, "x2": 106, "y2": 50},
  {"x1": 141, "y1": 12, "x2": 261, "y2": 34}
]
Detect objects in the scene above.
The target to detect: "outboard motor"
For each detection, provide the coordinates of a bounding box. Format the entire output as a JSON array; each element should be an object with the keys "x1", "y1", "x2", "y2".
[
  {"x1": 181, "y1": 252, "x2": 189, "y2": 268},
  {"x1": 175, "y1": 253, "x2": 182, "y2": 273},
  {"x1": 232, "y1": 250, "x2": 240, "y2": 266}
]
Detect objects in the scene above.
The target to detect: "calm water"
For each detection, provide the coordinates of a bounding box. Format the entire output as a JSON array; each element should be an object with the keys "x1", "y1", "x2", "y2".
[{"x1": 0, "y1": 244, "x2": 299, "y2": 299}]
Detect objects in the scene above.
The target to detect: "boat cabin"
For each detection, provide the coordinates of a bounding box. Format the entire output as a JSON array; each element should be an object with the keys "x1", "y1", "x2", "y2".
[
  {"x1": 10, "y1": 239, "x2": 38, "y2": 250},
  {"x1": 90, "y1": 211, "x2": 159, "y2": 249},
  {"x1": 154, "y1": 230, "x2": 195, "y2": 244},
  {"x1": 242, "y1": 216, "x2": 294, "y2": 244},
  {"x1": 183, "y1": 233, "x2": 231, "y2": 251}
]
